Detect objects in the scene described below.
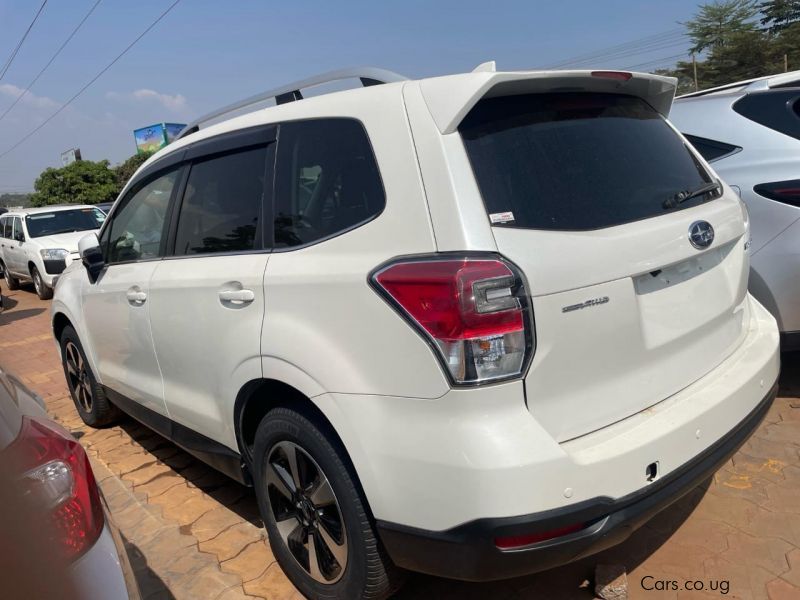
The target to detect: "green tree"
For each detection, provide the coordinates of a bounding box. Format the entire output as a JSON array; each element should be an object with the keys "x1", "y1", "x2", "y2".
[
  {"x1": 685, "y1": 0, "x2": 760, "y2": 52},
  {"x1": 113, "y1": 150, "x2": 154, "y2": 189},
  {"x1": 760, "y1": 0, "x2": 800, "y2": 32},
  {"x1": 29, "y1": 160, "x2": 118, "y2": 207}
]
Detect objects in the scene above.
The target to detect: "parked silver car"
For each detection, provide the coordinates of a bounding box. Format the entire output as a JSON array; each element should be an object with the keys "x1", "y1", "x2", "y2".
[
  {"x1": 670, "y1": 71, "x2": 800, "y2": 350},
  {"x1": 0, "y1": 364, "x2": 140, "y2": 599}
]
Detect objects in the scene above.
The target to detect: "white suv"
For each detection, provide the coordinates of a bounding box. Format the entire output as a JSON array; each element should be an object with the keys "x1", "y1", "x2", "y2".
[
  {"x1": 0, "y1": 205, "x2": 105, "y2": 300},
  {"x1": 51, "y1": 65, "x2": 780, "y2": 599}
]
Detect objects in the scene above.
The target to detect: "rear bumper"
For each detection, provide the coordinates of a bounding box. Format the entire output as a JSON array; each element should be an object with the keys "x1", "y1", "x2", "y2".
[{"x1": 377, "y1": 380, "x2": 777, "y2": 581}]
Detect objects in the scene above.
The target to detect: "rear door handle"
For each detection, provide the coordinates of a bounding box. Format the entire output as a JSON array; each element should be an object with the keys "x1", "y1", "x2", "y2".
[
  {"x1": 126, "y1": 288, "x2": 147, "y2": 304},
  {"x1": 218, "y1": 289, "x2": 255, "y2": 303}
]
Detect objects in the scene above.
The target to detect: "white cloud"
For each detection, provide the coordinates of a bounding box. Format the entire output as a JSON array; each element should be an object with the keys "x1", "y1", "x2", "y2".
[
  {"x1": 106, "y1": 88, "x2": 188, "y2": 112},
  {"x1": 0, "y1": 83, "x2": 59, "y2": 110}
]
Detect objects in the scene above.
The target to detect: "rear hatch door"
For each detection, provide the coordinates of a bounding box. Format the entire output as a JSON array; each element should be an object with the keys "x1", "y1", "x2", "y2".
[{"x1": 456, "y1": 83, "x2": 748, "y2": 442}]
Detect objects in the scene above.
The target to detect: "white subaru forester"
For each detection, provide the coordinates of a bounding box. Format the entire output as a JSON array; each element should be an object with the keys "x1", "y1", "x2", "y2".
[{"x1": 52, "y1": 64, "x2": 780, "y2": 599}]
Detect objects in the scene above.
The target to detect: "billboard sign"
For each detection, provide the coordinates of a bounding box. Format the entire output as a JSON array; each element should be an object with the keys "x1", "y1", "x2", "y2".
[
  {"x1": 133, "y1": 122, "x2": 187, "y2": 154},
  {"x1": 60, "y1": 148, "x2": 82, "y2": 166}
]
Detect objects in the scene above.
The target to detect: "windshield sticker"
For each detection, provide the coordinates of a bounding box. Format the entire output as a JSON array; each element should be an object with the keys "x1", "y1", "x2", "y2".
[{"x1": 489, "y1": 211, "x2": 515, "y2": 224}]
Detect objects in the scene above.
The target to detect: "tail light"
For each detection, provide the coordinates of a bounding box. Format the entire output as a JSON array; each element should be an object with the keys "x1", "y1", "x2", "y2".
[
  {"x1": 6, "y1": 417, "x2": 104, "y2": 561},
  {"x1": 370, "y1": 255, "x2": 534, "y2": 385}
]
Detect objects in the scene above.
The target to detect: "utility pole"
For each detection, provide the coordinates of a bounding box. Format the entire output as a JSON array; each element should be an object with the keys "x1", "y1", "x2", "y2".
[
  {"x1": 785, "y1": 53, "x2": 789, "y2": 73},
  {"x1": 692, "y1": 54, "x2": 699, "y2": 91}
]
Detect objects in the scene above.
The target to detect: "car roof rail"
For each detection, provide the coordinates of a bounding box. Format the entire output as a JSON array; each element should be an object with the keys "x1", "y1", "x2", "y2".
[
  {"x1": 678, "y1": 69, "x2": 800, "y2": 99},
  {"x1": 176, "y1": 66, "x2": 408, "y2": 141}
]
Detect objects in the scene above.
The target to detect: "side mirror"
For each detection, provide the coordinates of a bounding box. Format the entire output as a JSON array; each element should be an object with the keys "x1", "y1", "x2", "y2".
[{"x1": 78, "y1": 233, "x2": 104, "y2": 281}]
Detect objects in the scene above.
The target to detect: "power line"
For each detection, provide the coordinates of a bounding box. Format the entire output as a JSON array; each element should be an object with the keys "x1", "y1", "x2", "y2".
[
  {"x1": 0, "y1": 0, "x2": 102, "y2": 125},
  {"x1": 623, "y1": 53, "x2": 689, "y2": 71},
  {"x1": 556, "y1": 38, "x2": 688, "y2": 69},
  {"x1": 0, "y1": 0, "x2": 182, "y2": 161},
  {"x1": 0, "y1": 0, "x2": 49, "y2": 82},
  {"x1": 544, "y1": 28, "x2": 685, "y2": 69}
]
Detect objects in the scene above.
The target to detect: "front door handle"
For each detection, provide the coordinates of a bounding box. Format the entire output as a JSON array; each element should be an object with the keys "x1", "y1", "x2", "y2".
[
  {"x1": 218, "y1": 289, "x2": 255, "y2": 303},
  {"x1": 126, "y1": 288, "x2": 147, "y2": 305}
]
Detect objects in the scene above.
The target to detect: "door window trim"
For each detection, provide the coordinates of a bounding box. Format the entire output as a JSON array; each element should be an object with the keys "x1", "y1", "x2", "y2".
[
  {"x1": 163, "y1": 124, "x2": 277, "y2": 260},
  {"x1": 100, "y1": 163, "x2": 186, "y2": 267},
  {"x1": 270, "y1": 117, "x2": 387, "y2": 253}
]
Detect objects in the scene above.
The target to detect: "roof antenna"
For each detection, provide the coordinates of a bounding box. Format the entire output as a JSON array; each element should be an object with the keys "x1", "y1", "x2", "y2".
[{"x1": 472, "y1": 60, "x2": 496, "y2": 73}]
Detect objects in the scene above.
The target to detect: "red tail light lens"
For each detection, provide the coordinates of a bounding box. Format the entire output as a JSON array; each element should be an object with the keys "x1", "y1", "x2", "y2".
[
  {"x1": 371, "y1": 255, "x2": 534, "y2": 385},
  {"x1": 754, "y1": 179, "x2": 800, "y2": 208},
  {"x1": 7, "y1": 417, "x2": 104, "y2": 560}
]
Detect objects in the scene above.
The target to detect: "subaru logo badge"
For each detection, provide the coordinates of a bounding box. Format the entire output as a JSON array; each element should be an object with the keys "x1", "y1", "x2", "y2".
[{"x1": 688, "y1": 221, "x2": 714, "y2": 249}]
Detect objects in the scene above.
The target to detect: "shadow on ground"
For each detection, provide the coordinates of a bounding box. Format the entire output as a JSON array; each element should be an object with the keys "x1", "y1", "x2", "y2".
[
  {"x1": 118, "y1": 418, "x2": 262, "y2": 527},
  {"x1": 0, "y1": 307, "x2": 46, "y2": 325},
  {"x1": 122, "y1": 533, "x2": 176, "y2": 600}
]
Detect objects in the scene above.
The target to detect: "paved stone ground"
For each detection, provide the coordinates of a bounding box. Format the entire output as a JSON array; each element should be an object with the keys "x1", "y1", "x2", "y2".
[{"x1": 2, "y1": 283, "x2": 800, "y2": 600}]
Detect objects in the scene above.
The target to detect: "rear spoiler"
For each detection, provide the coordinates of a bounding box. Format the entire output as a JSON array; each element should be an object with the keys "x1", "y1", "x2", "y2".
[{"x1": 418, "y1": 66, "x2": 678, "y2": 134}]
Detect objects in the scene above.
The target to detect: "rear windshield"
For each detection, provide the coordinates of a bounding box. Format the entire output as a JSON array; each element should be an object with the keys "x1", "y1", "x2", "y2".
[
  {"x1": 26, "y1": 208, "x2": 105, "y2": 238},
  {"x1": 459, "y1": 93, "x2": 715, "y2": 231}
]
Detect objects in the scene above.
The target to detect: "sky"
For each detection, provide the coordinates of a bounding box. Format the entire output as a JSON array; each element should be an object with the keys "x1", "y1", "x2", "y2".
[{"x1": 0, "y1": 0, "x2": 702, "y2": 192}]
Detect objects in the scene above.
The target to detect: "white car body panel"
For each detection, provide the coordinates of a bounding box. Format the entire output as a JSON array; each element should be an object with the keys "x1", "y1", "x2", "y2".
[
  {"x1": 670, "y1": 83, "x2": 800, "y2": 335},
  {"x1": 51, "y1": 67, "x2": 779, "y2": 564}
]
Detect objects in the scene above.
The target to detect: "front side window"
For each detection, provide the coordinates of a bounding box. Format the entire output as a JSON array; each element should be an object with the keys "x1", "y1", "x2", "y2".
[
  {"x1": 25, "y1": 208, "x2": 105, "y2": 238},
  {"x1": 106, "y1": 169, "x2": 178, "y2": 263},
  {"x1": 460, "y1": 93, "x2": 716, "y2": 231},
  {"x1": 173, "y1": 146, "x2": 267, "y2": 256},
  {"x1": 11, "y1": 217, "x2": 23, "y2": 242},
  {"x1": 274, "y1": 119, "x2": 384, "y2": 248}
]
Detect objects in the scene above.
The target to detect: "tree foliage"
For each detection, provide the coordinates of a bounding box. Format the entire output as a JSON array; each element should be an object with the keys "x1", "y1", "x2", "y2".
[
  {"x1": 760, "y1": 0, "x2": 800, "y2": 32},
  {"x1": 114, "y1": 150, "x2": 154, "y2": 189},
  {"x1": 29, "y1": 160, "x2": 118, "y2": 207},
  {"x1": 659, "y1": 0, "x2": 800, "y2": 93},
  {"x1": 685, "y1": 0, "x2": 760, "y2": 53}
]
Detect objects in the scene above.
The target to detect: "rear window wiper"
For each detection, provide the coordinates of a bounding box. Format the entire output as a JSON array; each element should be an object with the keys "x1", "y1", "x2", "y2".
[{"x1": 663, "y1": 180, "x2": 721, "y2": 209}]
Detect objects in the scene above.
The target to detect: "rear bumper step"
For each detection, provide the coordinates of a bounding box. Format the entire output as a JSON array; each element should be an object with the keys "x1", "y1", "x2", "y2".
[{"x1": 377, "y1": 381, "x2": 778, "y2": 581}]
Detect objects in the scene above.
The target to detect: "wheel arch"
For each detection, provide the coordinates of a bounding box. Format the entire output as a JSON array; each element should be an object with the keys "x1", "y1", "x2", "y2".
[
  {"x1": 233, "y1": 378, "x2": 378, "y2": 519},
  {"x1": 52, "y1": 311, "x2": 73, "y2": 343}
]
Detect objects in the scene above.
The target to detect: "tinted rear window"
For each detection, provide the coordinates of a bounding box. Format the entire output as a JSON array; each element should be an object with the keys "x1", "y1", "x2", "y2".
[{"x1": 459, "y1": 93, "x2": 715, "y2": 231}]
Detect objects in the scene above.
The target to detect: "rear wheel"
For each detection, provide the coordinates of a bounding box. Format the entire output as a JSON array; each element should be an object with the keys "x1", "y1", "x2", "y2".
[
  {"x1": 60, "y1": 326, "x2": 119, "y2": 427},
  {"x1": 31, "y1": 266, "x2": 52, "y2": 300},
  {"x1": 3, "y1": 262, "x2": 19, "y2": 290},
  {"x1": 253, "y1": 408, "x2": 403, "y2": 599}
]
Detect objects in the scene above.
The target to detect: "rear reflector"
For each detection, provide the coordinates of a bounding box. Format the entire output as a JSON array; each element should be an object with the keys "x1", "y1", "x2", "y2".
[
  {"x1": 371, "y1": 255, "x2": 534, "y2": 385},
  {"x1": 591, "y1": 71, "x2": 633, "y2": 81},
  {"x1": 495, "y1": 523, "x2": 585, "y2": 549}
]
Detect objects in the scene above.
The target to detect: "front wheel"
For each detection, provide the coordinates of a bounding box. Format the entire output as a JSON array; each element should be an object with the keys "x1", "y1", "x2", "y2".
[
  {"x1": 253, "y1": 408, "x2": 403, "y2": 599},
  {"x1": 31, "y1": 266, "x2": 52, "y2": 300},
  {"x1": 60, "y1": 325, "x2": 119, "y2": 427}
]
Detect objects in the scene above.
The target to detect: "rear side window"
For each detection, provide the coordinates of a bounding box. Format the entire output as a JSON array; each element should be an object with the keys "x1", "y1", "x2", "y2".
[
  {"x1": 0, "y1": 217, "x2": 9, "y2": 238},
  {"x1": 274, "y1": 119, "x2": 384, "y2": 248},
  {"x1": 174, "y1": 146, "x2": 267, "y2": 255},
  {"x1": 733, "y1": 90, "x2": 800, "y2": 140},
  {"x1": 683, "y1": 134, "x2": 741, "y2": 162},
  {"x1": 459, "y1": 93, "x2": 715, "y2": 231}
]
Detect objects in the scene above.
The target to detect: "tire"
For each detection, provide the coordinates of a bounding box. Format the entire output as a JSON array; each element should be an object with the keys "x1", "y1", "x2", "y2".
[
  {"x1": 2, "y1": 262, "x2": 19, "y2": 290},
  {"x1": 253, "y1": 408, "x2": 404, "y2": 600},
  {"x1": 31, "y1": 266, "x2": 53, "y2": 300},
  {"x1": 60, "y1": 325, "x2": 119, "y2": 427}
]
